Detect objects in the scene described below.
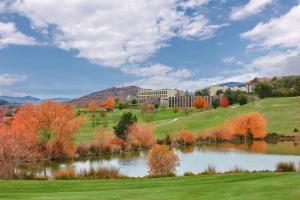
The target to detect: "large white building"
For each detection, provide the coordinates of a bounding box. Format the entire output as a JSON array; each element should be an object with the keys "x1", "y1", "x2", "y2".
[{"x1": 136, "y1": 88, "x2": 184, "y2": 104}]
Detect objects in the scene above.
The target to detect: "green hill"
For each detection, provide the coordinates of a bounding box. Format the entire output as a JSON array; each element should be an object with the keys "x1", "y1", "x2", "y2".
[{"x1": 76, "y1": 97, "x2": 300, "y2": 141}]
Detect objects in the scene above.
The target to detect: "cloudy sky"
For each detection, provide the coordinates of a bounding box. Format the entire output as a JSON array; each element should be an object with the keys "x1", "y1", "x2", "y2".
[{"x1": 0, "y1": 0, "x2": 299, "y2": 98}]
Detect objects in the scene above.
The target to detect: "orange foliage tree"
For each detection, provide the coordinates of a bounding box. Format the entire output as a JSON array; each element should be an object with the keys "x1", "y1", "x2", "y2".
[
  {"x1": 147, "y1": 145, "x2": 179, "y2": 175},
  {"x1": 88, "y1": 101, "x2": 98, "y2": 128},
  {"x1": 232, "y1": 112, "x2": 267, "y2": 139},
  {"x1": 207, "y1": 112, "x2": 267, "y2": 140},
  {"x1": 193, "y1": 97, "x2": 208, "y2": 109},
  {"x1": 87, "y1": 101, "x2": 98, "y2": 113},
  {"x1": 95, "y1": 129, "x2": 114, "y2": 147},
  {"x1": 128, "y1": 123, "x2": 156, "y2": 148},
  {"x1": 105, "y1": 97, "x2": 116, "y2": 109},
  {"x1": 220, "y1": 97, "x2": 229, "y2": 107},
  {"x1": 1, "y1": 101, "x2": 85, "y2": 161},
  {"x1": 177, "y1": 130, "x2": 196, "y2": 145}
]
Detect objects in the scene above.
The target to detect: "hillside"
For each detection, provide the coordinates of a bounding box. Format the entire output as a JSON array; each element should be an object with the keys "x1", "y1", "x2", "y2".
[
  {"x1": 69, "y1": 86, "x2": 140, "y2": 107},
  {"x1": 76, "y1": 97, "x2": 300, "y2": 141},
  {"x1": 0, "y1": 96, "x2": 41, "y2": 104}
]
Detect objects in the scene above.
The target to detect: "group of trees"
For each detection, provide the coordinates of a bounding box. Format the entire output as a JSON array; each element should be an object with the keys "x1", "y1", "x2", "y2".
[
  {"x1": 211, "y1": 89, "x2": 248, "y2": 109},
  {"x1": 0, "y1": 101, "x2": 84, "y2": 177},
  {"x1": 254, "y1": 76, "x2": 300, "y2": 98}
]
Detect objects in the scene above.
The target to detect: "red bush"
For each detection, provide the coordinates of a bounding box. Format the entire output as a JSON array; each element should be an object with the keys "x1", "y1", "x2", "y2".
[{"x1": 220, "y1": 97, "x2": 229, "y2": 107}]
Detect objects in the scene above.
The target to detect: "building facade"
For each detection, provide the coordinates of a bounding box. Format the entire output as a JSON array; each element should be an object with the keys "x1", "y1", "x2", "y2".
[
  {"x1": 136, "y1": 88, "x2": 184, "y2": 104},
  {"x1": 169, "y1": 95, "x2": 215, "y2": 108}
]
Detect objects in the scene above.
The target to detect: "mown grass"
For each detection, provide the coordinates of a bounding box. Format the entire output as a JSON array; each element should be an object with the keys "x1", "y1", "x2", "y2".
[
  {"x1": 75, "y1": 97, "x2": 300, "y2": 141},
  {"x1": 0, "y1": 173, "x2": 300, "y2": 200}
]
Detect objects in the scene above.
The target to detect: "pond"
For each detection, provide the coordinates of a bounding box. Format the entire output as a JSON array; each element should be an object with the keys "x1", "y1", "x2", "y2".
[{"x1": 22, "y1": 141, "x2": 300, "y2": 177}]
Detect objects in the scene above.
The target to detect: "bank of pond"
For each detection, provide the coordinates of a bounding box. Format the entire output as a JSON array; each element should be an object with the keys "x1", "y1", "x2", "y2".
[{"x1": 5, "y1": 141, "x2": 300, "y2": 179}]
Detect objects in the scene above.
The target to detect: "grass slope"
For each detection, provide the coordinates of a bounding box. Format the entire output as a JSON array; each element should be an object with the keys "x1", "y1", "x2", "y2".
[
  {"x1": 76, "y1": 97, "x2": 300, "y2": 141},
  {"x1": 0, "y1": 173, "x2": 300, "y2": 200},
  {"x1": 156, "y1": 97, "x2": 300, "y2": 137}
]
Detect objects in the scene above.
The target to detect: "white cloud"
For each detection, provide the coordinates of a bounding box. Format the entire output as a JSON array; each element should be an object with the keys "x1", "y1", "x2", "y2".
[
  {"x1": 179, "y1": 0, "x2": 209, "y2": 9},
  {"x1": 123, "y1": 63, "x2": 256, "y2": 91},
  {"x1": 240, "y1": 2, "x2": 300, "y2": 77},
  {"x1": 0, "y1": 22, "x2": 37, "y2": 48},
  {"x1": 3, "y1": 0, "x2": 224, "y2": 68},
  {"x1": 178, "y1": 15, "x2": 227, "y2": 40},
  {"x1": 0, "y1": 73, "x2": 27, "y2": 86},
  {"x1": 245, "y1": 50, "x2": 300, "y2": 76},
  {"x1": 222, "y1": 57, "x2": 243, "y2": 65},
  {"x1": 230, "y1": 0, "x2": 273, "y2": 21},
  {"x1": 121, "y1": 64, "x2": 173, "y2": 77},
  {"x1": 241, "y1": 3, "x2": 300, "y2": 49}
]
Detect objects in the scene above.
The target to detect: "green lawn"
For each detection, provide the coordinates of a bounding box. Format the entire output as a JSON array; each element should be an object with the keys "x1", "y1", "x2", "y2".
[
  {"x1": 76, "y1": 97, "x2": 300, "y2": 141},
  {"x1": 0, "y1": 173, "x2": 300, "y2": 200}
]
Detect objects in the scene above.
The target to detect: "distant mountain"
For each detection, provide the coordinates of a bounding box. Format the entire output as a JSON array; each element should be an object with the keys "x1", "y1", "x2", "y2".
[
  {"x1": 0, "y1": 99, "x2": 9, "y2": 106},
  {"x1": 69, "y1": 86, "x2": 140, "y2": 107},
  {"x1": 0, "y1": 96, "x2": 72, "y2": 105},
  {"x1": 44, "y1": 98, "x2": 72, "y2": 103},
  {"x1": 218, "y1": 82, "x2": 246, "y2": 87},
  {"x1": 0, "y1": 96, "x2": 42, "y2": 104}
]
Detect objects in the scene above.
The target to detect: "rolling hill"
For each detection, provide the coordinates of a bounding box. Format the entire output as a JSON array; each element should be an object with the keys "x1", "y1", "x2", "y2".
[{"x1": 69, "y1": 86, "x2": 140, "y2": 107}]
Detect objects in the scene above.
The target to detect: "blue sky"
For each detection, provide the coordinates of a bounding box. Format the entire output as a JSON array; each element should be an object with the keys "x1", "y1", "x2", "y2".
[{"x1": 0, "y1": 0, "x2": 299, "y2": 98}]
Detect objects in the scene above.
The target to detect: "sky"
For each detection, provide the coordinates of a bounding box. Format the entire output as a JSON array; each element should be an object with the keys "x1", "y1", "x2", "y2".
[{"x1": 0, "y1": 0, "x2": 300, "y2": 99}]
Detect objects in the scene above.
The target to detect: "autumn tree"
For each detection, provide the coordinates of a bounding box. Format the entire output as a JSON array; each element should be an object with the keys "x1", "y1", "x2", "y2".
[
  {"x1": 220, "y1": 97, "x2": 229, "y2": 107},
  {"x1": 105, "y1": 97, "x2": 116, "y2": 109},
  {"x1": 128, "y1": 123, "x2": 156, "y2": 148},
  {"x1": 88, "y1": 101, "x2": 98, "y2": 128},
  {"x1": 95, "y1": 129, "x2": 114, "y2": 147},
  {"x1": 193, "y1": 96, "x2": 208, "y2": 109},
  {"x1": 232, "y1": 112, "x2": 267, "y2": 139},
  {"x1": 147, "y1": 145, "x2": 179, "y2": 175}
]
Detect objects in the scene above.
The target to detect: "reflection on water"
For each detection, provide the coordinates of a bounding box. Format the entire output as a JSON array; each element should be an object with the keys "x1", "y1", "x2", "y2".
[{"x1": 18, "y1": 141, "x2": 300, "y2": 177}]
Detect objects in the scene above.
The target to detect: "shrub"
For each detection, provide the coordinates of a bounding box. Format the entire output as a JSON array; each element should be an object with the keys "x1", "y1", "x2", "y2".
[
  {"x1": 220, "y1": 97, "x2": 229, "y2": 107},
  {"x1": 173, "y1": 107, "x2": 179, "y2": 113},
  {"x1": 254, "y1": 83, "x2": 273, "y2": 99},
  {"x1": 177, "y1": 130, "x2": 196, "y2": 145},
  {"x1": 113, "y1": 112, "x2": 137, "y2": 139},
  {"x1": 77, "y1": 143, "x2": 90, "y2": 156},
  {"x1": 78, "y1": 167, "x2": 122, "y2": 179},
  {"x1": 200, "y1": 165, "x2": 216, "y2": 175},
  {"x1": 211, "y1": 99, "x2": 219, "y2": 109},
  {"x1": 237, "y1": 95, "x2": 248, "y2": 105},
  {"x1": 164, "y1": 134, "x2": 173, "y2": 145},
  {"x1": 53, "y1": 168, "x2": 75, "y2": 179},
  {"x1": 183, "y1": 172, "x2": 195, "y2": 176},
  {"x1": 95, "y1": 129, "x2": 114, "y2": 147},
  {"x1": 147, "y1": 145, "x2": 179, "y2": 175},
  {"x1": 294, "y1": 128, "x2": 299, "y2": 132},
  {"x1": 193, "y1": 97, "x2": 208, "y2": 109},
  {"x1": 210, "y1": 124, "x2": 235, "y2": 141},
  {"x1": 128, "y1": 124, "x2": 156, "y2": 148},
  {"x1": 276, "y1": 161, "x2": 296, "y2": 172}
]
